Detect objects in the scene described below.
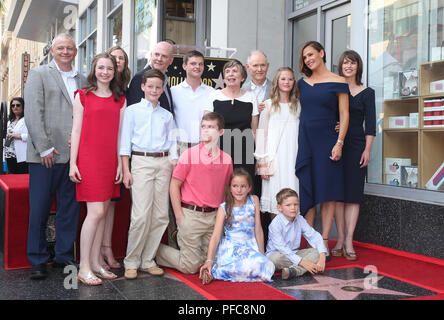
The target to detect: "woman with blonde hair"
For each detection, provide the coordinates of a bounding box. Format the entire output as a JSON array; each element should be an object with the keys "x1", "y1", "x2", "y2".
[{"x1": 254, "y1": 67, "x2": 301, "y2": 240}]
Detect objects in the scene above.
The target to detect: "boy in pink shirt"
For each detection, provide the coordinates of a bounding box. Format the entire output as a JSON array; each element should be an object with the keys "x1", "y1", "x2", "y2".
[{"x1": 156, "y1": 112, "x2": 233, "y2": 274}]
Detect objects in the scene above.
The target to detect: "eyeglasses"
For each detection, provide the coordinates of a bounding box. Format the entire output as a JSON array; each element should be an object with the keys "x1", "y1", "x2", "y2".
[{"x1": 11, "y1": 104, "x2": 22, "y2": 108}]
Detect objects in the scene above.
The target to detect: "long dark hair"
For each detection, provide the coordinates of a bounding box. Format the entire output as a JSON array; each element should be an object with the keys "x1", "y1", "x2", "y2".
[
  {"x1": 338, "y1": 50, "x2": 363, "y2": 86},
  {"x1": 106, "y1": 46, "x2": 131, "y2": 91},
  {"x1": 299, "y1": 41, "x2": 326, "y2": 77},
  {"x1": 9, "y1": 97, "x2": 25, "y2": 121},
  {"x1": 224, "y1": 167, "x2": 253, "y2": 228},
  {"x1": 84, "y1": 52, "x2": 122, "y2": 102}
]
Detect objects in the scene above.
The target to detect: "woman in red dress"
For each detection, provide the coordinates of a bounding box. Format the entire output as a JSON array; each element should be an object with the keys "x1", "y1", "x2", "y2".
[{"x1": 70, "y1": 52, "x2": 126, "y2": 285}]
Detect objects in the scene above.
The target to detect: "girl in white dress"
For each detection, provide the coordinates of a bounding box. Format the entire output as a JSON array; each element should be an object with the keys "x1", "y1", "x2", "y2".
[{"x1": 255, "y1": 67, "x2": 301, "y2": 218}]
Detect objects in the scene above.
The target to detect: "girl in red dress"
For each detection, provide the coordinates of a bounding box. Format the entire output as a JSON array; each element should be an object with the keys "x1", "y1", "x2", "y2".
[{"x1": 70, "y1": 52, "x2": 126, "y2": 285}]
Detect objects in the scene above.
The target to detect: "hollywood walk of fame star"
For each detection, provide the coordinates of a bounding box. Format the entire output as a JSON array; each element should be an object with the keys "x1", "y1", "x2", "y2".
[
  {"x1": 212, "y1": 73, "x2": 225, "y2": 90},
  {"x1": 207, "y1": 62, "x2": 216, "y2": 72},
  {"x1": 280, "y1": 274, "x2": 413, "y2": 300}
]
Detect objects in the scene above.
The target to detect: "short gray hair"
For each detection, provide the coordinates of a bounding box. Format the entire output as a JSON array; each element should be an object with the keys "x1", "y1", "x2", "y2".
[
  {"x1": 246, "y1": 50, "x2": 268, "y2": 65},
  {"x1": 51, "y1": 33, "x2": 75, "y2": 48}
]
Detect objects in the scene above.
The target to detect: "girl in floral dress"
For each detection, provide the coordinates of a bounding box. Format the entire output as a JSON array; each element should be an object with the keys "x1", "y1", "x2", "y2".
[{"x1": 199, "y1": 168, "x2": 275, "y2": 283}]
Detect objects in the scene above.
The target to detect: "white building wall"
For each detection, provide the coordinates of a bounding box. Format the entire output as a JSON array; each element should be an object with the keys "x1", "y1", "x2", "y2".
[{"x1": 223, "y1": 0, "x2": 286, "y2": 79}]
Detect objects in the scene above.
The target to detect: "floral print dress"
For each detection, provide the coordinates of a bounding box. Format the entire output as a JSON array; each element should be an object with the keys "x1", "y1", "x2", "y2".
[
  {"x1": 5, "y1": 120, "x2": 17, "y2": 159},
  {"x1": 212, "y1": 195, "x2": 275, "y2": 282}
]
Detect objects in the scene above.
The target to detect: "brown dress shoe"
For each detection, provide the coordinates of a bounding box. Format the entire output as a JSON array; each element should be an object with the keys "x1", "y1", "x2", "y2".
[
  {"x1": 124, "y1": 269, "x2": 137, "y2": 280},
  {"x1": 139, "y1": 266, "x2": 164, "y2": 276}
]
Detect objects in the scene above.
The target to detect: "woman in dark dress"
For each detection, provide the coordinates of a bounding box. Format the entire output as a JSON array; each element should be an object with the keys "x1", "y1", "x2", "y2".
[
  {"x1": 295, "y1": 41, "x2": 349, "y2": 261},
  {"x1": 331, "y1": 50, "x2": 376, "y2": 261},
  {"x1": 209, "y1": 59, "x2": 259, "y2": 186}
]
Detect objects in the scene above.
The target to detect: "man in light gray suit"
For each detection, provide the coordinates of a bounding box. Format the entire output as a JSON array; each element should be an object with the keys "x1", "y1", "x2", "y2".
[
  {"x1": 243, "y1": 50, "x2": 272, "y2": 108},
  {"x1": 24, "y1": 33, "x2": 86, "y2": 280}
]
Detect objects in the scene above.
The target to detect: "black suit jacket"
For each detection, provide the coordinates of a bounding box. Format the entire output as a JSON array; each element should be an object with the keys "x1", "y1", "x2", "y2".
[{"x1": 126, "y1": 65, "x2": 174, "y2": 116}]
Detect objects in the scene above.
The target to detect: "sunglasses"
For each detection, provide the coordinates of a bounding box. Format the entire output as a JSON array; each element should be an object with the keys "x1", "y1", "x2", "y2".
[{"x1": 11, "y1": 104, "x2": 22, "y2": 108}]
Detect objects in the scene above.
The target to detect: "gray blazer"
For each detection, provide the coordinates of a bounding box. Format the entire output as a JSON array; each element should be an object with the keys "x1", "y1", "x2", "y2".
[
  {"x1": 242, "y1": 78, "x2": 272, "y2": 102},
  {"x1": 24, "y1": 60, "x2": 86, "y2": 164}
]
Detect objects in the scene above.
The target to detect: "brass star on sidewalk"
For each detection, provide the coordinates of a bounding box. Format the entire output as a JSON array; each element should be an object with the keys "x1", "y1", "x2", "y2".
[{"x1": 280, "y1": 274, "x2": 413, "y2": 300}]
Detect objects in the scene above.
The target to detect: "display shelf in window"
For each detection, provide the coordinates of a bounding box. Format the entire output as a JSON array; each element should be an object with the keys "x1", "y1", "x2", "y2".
[
  {"x1": 421, "y1": 130, "x2": 444, "y2": 189},
  {"x1": 381, "y1": 60, "x2": 444, "y2": 190},
  {"x1": 383, "y1": 130, "x2": 419, "y2": 187},
  {"x1": 420, "y1": 59, "x2": 444, "y2": 96},
  {"x1": 383, "y1": 97, "x2": 419, "y2": 129},
  {"x1": 422, "y1": 97, "x2": 444, "y2": 128}
]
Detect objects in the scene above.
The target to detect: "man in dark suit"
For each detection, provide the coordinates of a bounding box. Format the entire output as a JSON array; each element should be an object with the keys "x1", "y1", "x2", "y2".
[
  {"x1": 24, "y1": 33, "x2": 86, "y2": 280},
  {"x1": 126, "y1": 41, "x2": 174, "y2": 114}
]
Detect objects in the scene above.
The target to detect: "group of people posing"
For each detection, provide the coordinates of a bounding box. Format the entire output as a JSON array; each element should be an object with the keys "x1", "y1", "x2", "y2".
[{"x1": 24, "y1": 33, "x2": 376, "y2": 287}]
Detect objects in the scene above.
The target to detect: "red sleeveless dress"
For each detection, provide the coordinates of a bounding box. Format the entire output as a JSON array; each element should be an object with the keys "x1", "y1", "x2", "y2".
[{"x1": 75, "y1": 89, "x2": 125, "y2": 202}]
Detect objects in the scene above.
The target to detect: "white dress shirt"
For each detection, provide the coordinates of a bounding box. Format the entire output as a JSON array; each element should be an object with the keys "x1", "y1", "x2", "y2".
[
  {"x1": 40, "y1": 61, "x2": 78, "y2": 158},
  {"x1": 171, "y1": 80, "x2": 215, "y2": 143},
  {"x1": 120, "y1": 98, "x2": 178, "y2": 160},
  {"x1": 250, "y1": 79, "x2": 268, "y2": 104},
  {"x1": 266, "y1": 213, "x2": 327, "y2": 266},
  {"x1": 54, "y1": 61, "x2": 78, "y2": 105}
]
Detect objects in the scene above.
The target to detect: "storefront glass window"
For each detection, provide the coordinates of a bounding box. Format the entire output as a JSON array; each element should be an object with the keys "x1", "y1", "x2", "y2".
[
  {"x1": 368, "y1": 0, "x2": 444, "y2": 191},
  {"x1": 88, "y1": 3, "x2": 97, "y2": 34},
  {"x1": 165, "y1": 0, "x2": 195, "y2": 45},
  {"x1": 78, "y1": 2, "x2": 97, "y2": 76},
  {"x1": 107, "y1": 1, "x2": 123, "y2": 47},
  {"x1": 133, "y1": 0, "x2": 157, "y2": 72},
  {"x1": 80, "y1": 44, "x2": 87, "y2": 74},
  {"x1": 110, "y1": 0, "x2": 123, "y2": 8}
]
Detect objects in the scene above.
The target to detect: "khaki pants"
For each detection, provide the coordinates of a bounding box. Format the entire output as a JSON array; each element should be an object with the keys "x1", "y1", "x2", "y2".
[
  {"x1": 124, "y1": 155, "x2": 173, "y2": 270},
  {"x1": 157, "y1": 206, "x2": 216, "y2": 274},
  {"x1": 268, "y1": 248, "x2": 319, "y2": 277},
  {"x1": 166, "y1": 141, "x2": 200, "y2": 249}
]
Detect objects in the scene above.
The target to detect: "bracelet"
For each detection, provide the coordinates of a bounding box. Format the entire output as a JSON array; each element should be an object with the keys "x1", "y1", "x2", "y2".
[
  {"x1": 336, "y1": 139, "x2": 344, "y2": 146},
  {"x1": 205, "y1": 259, "x2": 213, "y2": 263}
]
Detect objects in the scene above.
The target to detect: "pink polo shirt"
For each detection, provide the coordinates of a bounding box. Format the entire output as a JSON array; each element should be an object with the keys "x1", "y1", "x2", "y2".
[{"x1": 173, "y1": 143, "x2": 233, "y2": 208}]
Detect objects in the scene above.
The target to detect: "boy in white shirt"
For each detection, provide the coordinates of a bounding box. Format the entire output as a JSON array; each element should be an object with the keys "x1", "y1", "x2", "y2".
[
  {"x1": 266, "y1": 188, "x2": 327, "y2": 279},
  {"x1": 171, "y1": 50, "x2": 215, "y2": 154},
  {"x1": 120, "y1": 68, "x2": 178, "y2": 279}
]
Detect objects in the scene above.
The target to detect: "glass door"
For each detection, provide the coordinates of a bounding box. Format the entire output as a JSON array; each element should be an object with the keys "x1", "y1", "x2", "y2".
[
  {"x1": 325, "y1": 3, "x2": 351, "y2": 73},
  {"x1": 292, "y1": 11, "x2": 318, "y2": 77}
]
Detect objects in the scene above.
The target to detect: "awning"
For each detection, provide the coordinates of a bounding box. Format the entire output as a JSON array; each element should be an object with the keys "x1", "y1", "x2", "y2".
[{"x1": 6, "y1": 0, "x2": 79, "y2": 43}]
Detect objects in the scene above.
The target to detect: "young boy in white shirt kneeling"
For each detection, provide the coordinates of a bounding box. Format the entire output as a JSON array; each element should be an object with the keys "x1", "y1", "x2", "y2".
[{"x1": 266, "y1": 188, "x2": 327, "y2": 279}]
